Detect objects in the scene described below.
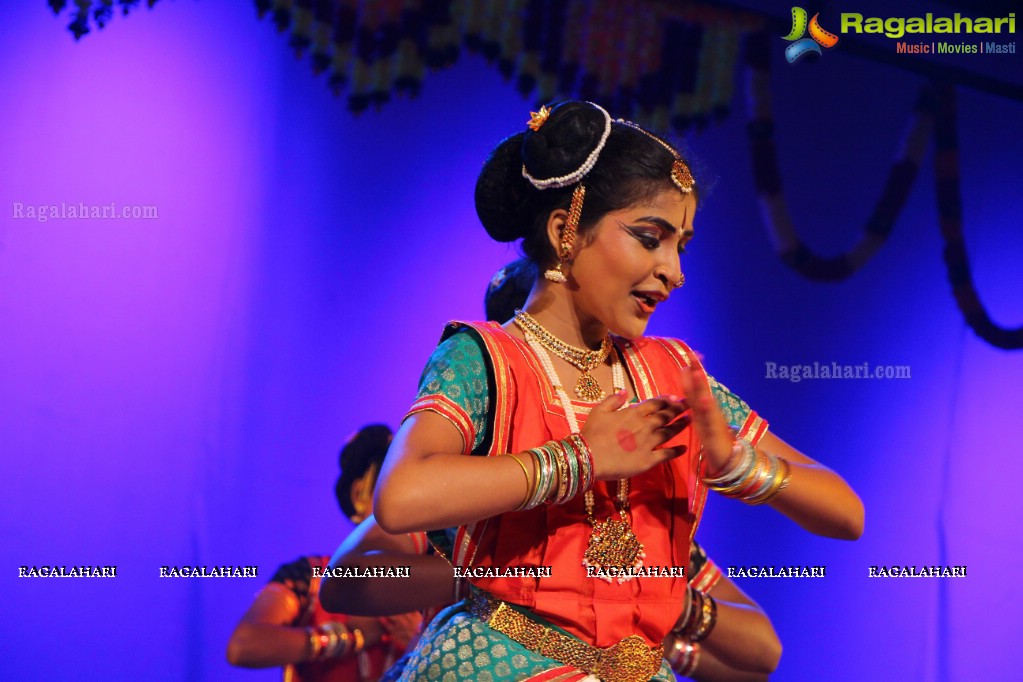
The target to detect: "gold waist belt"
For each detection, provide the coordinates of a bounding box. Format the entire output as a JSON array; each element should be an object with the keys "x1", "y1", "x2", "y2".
[{"x1": 468, "y1": 591, "x2": 663, "y2": 682}]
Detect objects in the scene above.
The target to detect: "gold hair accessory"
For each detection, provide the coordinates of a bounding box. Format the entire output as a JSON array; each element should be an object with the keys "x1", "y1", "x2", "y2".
[
  {"x1": 616, "y1": 119, "x2": 695, "y2": 194},
  {"x1": 349, "y1": 461, "x2": 378, "y2": 523},
  {"x1": 527, "y1": 105, "x2": 551, "y2": 131},
  {"x1": 544, "y1": 184, "x2": 585, "y2": 283}
]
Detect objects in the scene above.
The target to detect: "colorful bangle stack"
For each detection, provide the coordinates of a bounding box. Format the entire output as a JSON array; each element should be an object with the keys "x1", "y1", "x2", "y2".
[
  {"x1": 517, "y1": 434, "x2": 595, "y2": 510},
  {"x1": 703, "y1": 439, "x2": 792, "y2": 505},
  {"x1": 305, "y1": 622, "x2": 365, "y2": 661},
  {"x1": 666, "y1": 637, "x2": 701, "y2": 677},
  {"x1": 672, "y1": 585, "x2": 718, "y2": 643}
]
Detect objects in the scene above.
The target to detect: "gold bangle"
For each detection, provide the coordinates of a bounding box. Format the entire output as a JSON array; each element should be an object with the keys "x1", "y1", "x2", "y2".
[
  {"x1": 529, "y1": 450, "x2": 545, "y2": 506},
  {"x1": 742, "y1": 452, "x2": 779, "y2": 501},
  {"x1": 552, "y1": 442, "x2": 569, "y2": 503},
  {"x1": 321, "y1": 621, "x2": 350, "y2": 658},
  {"x1": 305, "y1": 626, "x2": 323, "y2": 660},
  {"x1": 751, "y1": 457, "x2": 792, "y2": 505},
  {"x1": 336, "y1": 628, "x2": 352, "y2": 657},
  {"x1": 351, "y1": 627, "x2": 365, "y2": 654},
  {"x1": 503, "y1": 453, "x2": 533, "y2": 511},
  {"x1": 715, "y1": 450, "x2": 765, "y2": 495},
  {"x1": 690, "y1": 592, "x2": 717, "y2": 642}
]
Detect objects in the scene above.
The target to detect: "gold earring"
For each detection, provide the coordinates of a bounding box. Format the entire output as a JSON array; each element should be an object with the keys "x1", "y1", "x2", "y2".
[
  {"x1": 544, "y1": 185, "x2": 585, "y2": 284},
  {"x1": 349, "y1": 462, "x2": 378, "y2": 522}
]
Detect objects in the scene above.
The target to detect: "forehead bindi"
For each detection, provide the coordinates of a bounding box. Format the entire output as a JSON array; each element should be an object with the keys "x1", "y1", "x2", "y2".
[{"x1": 632, "y1": 193, "x2": 694, "y2": 232}]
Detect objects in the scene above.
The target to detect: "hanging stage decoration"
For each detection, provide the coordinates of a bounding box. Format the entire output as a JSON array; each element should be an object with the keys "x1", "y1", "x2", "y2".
[
  {"x1": 252, "y1": 0, "x2": 766, "y2": 132},
  {"x1": 932, "y1": 86, "x2": 1023, "y2": 351},
  {"x1": 47, "y1": 0, "x2": 157, "y2": 40},
  {"x1": 50, "y1": 4, "x2": 1021, "y2": 350},
  {"x1": 52, "y1": 0, "x2": 765, "y2": 134},
  {"x1": 743, "y1": 31, "x2": 936, "y2": 281},
  {"x1": 744, "y1": 31, "x2": 1021, "y2": 350}
]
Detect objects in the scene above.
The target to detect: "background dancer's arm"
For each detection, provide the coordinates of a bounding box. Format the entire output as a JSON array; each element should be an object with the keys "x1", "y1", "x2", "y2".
[{"x1": 320, "y1": 515, "x2": 453, "y2": 616}]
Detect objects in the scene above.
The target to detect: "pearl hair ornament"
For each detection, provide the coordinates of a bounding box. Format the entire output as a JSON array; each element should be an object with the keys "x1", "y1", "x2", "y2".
[{"x1": 522, "y1": 102, "x2": 613, "y2": 190}]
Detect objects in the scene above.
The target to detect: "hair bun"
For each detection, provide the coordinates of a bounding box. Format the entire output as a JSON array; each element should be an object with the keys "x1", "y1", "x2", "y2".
[
  {"x1": 475, "y1": 132, "x2": 534, "y2": 242},
  {"x1": 335, "y1": 423, "x2": 392, "y2": 520},
  {"x1": 521, "y1": 101, "x2": 609, "y2": 187}
]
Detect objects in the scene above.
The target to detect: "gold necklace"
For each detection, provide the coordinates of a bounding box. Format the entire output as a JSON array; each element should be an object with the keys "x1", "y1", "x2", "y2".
[
  {"x1": 514, "y1": 309, "x2": 612, "y2": 401},
  {"x1": 522, "y1": 332, "x2": 644, "y2": 584}
]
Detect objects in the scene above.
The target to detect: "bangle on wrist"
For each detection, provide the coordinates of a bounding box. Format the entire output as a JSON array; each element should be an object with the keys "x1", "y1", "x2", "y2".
[
  {"x1": 503, "y1": 453, "x2": 533, "y2": 511},
  {"x1": 519, "y1": 435, "x2": 594, "y2": 509},
  {"x1": 689, "y1": 592, "x2": 717, "y2": 642},
  {"x1": 667, "y1": 638, "x2": 701, "y2": 676},
  {"x1": 673, "y1": 586, "x2": 694, "y2": 635},
  {"x1": 305, "y1": 626, "x2": 322, "y2": 661}
]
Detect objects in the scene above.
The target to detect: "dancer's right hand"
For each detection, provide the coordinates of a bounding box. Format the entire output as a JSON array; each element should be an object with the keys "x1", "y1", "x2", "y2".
[{"x1": 581, "y1": 391, "x2": 689, "y2": 480}]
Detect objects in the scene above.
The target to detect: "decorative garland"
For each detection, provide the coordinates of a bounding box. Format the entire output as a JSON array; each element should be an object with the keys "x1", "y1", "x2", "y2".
[
  {"x1": 48, "y1": 0, "x2": 156, "y2": 40},
  {"x1": 253, "y1": 0, "x2": 765, "y2": 131},
  {"x1": 52, "y1": 0, "x2": 765, "y2": 134},
  {"x1": 745, "y1": 31, "x2": 1021, "y2": 350},
  {"x1": 744, "y1": 31, "x2": 935, "y2": 281},
  {"x1": 933, "y1": 85, "x2": 1023, "y2": 350},
  {"x1": 51, "y1": 5, "x2": 1019, "y2": 349}
]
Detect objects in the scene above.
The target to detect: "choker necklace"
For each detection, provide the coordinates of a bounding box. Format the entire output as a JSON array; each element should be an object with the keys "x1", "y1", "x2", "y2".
[
  {"x1": 520, "y1": 329, "x2": 645, "y2": 584},
  {"x1": 514, "y1": 310, "x2": 612, "y2": 401}
]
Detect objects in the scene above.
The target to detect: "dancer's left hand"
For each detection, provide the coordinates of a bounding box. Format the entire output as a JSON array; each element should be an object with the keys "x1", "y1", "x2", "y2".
[{"x1": 678, "y1": 366, "x2": 734, "y2": 475}]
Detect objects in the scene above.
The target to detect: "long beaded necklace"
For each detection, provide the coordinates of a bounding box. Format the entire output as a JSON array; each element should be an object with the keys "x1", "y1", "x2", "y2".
[
  {"x1": 514, "y1": 309, "x2": 612, "y2": 401},
  {"x1": 516, "y1": 314, "x2": 646, "y2": 584}
]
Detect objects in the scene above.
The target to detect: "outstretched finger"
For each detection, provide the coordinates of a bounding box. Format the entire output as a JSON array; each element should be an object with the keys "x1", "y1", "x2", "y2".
[
  {"x1": 656, "y1": 414, "x2": 691, "y2": 442},
  {"x1": 680, "y1": 370, "x2": 720, "y2": 426},
  {"x1": 653, "y1": 444, "x2": 688, "y2": 462},
  {"x1": 680, "y1": 368, "x2": 734, "y2": 464},
  {"x1": 637, "y1": 394, "x2": 686, "y2": 418},
  {"x1": 635, "y1": 396, "x2": 669, "y2": 418}
]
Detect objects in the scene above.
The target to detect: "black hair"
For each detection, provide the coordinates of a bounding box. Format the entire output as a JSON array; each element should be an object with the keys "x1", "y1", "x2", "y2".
[
  {"x1": 335, "y1": 423, "x2": 392, "y2": 519},
  {"x1": 484, "y1": 258, "x2": 537, "y2": 323},
  {"x1": 474, "y1": 101, "x2": 693, "y2": 269}
]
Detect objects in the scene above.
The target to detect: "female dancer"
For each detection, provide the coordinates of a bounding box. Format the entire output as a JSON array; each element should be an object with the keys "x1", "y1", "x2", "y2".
[
  {"x1": 323, "y1": 261, "x2": 781, "y2": 679},
  {"x1": 374, "y1": 101, "x2": 862, "y2": 681},
  {"x1": 227, "y1": 425, "x2": 420, "y2": 681}
]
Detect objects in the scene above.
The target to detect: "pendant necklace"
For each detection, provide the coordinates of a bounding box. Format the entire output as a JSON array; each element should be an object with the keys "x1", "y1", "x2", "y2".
[
  {"x1": 514, "y1": 309, "x2": 612, "y2": 401},
  {"x1": 516, "y1": 312, "x2": 645, "y2": 584}
]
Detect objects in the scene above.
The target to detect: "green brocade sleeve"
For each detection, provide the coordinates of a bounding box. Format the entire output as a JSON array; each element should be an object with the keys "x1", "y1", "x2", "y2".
[
  {"x1": 404, "y1": 331, "x2": 490, "y2": 455},
  {"x1": 708, "y1": 375, "x2": 754, "y2": 430}
]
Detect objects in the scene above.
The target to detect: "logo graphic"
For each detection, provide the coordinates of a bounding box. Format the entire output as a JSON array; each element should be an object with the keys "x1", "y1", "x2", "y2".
[{"x1": 782, "y1": 7, "x2": 839, "y2": 62}]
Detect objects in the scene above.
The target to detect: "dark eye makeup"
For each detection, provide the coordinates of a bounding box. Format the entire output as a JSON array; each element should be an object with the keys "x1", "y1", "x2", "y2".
[{"x1": 621, "y1": 220, "x2": 692, "y2": 254}]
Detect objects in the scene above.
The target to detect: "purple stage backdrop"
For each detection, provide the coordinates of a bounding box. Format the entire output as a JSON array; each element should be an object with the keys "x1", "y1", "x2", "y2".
[{"x1": 1, "y1": 2, "x2": 1021, "y2": 681}]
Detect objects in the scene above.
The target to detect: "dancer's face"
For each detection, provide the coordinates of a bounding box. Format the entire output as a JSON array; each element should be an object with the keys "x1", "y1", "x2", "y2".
[{"x1": 568, "y1": 189, "x2": 694, "y2": 340}]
